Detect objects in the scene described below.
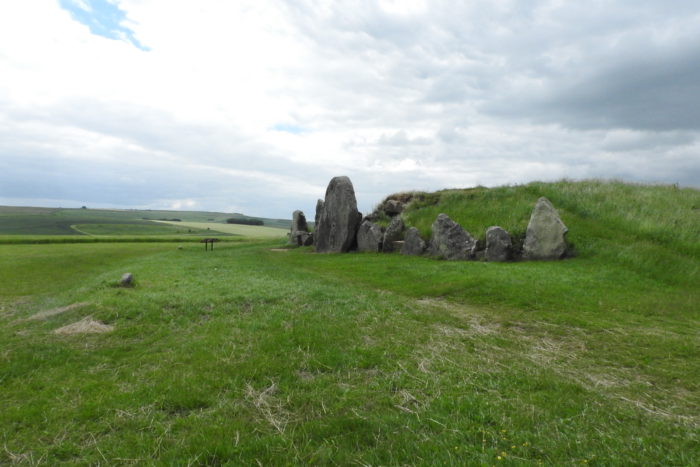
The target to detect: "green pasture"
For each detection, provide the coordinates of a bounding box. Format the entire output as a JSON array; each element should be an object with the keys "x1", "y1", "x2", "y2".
[{"x1": 0, "y1": 180, "x2": 698, "y2": 465}]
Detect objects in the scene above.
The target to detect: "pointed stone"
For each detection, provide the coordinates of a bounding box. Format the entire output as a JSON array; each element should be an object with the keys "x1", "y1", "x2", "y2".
[
  {"x1": 523, "y1": 197, "x2": 568, "y2": 260},
  {"x1": 428, "y1": 213, "x2": 476, "y2": 260}
]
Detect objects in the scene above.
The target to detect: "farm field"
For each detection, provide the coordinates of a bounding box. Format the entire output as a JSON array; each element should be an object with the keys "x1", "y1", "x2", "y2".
[
  {"x1": 156, "y1": 220, "x2": 292, "y2": 238},
  {"x1": 0, "y1": 206, "x2": 290, "y2": 236},
  {"x1": 1, "y1": 180, "x2": 698, "y2": 465}
]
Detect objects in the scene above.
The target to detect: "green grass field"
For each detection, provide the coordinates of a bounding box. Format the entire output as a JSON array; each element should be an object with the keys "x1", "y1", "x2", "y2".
[{"x1": 1, "y1": 180, "x2": 698, "y2": 465}]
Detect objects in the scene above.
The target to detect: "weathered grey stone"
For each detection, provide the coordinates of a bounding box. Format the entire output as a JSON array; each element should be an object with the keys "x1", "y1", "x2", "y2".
[
  {"x1": 401, "y1": 227, "x2": 426, "y2": 256},
  {"x1": 384, "y1": 199, "x2": 404, "y2": 216},
  {"x1": 357, "y1": 220, "x2": 384, "y2": 252},
  {"x1": 289, "y1": 231, "x2": 313, "y2": 246},
  {"x1": 314, "y1": 199, "x2": 324, "y2": 232},
  {"x1": 485, "y1": 226, "x2": 512, "y2": 262},
  {"x1": 314, "y1": 176, "x2": 363, "y2": 253},
  {"x1": 523, "y1": 197, "x2": 568, "y2": 260},
  {"x1": 119, "y1": 273, "x2": 134, "y2": 287},
  {"x1": 289, "y1": 210, "x2": 312, "y2": 245},
  {"x1": 382, "y1": 217, "x2": 405, "y2": 253},
  {"x1": 428, "y1": 213, "x2": 477, "y2": 260},
  {"x1": 291, "y1": 210, "x2": 309, "y2": 233}
]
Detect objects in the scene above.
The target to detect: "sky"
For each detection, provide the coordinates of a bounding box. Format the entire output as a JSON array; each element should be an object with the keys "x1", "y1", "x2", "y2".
[{"x1": 1, "y1": 0, "x2": 699, "y2": 218}]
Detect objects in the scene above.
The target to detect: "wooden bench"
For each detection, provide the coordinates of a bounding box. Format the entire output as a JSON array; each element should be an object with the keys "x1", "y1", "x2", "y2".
[{"x1": 200, "y1": 238, "x2": 219, "y2": 251}]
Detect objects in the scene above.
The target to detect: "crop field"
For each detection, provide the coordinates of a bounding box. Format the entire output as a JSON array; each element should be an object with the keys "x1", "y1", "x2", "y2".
[
  {"x1": 71, "y1": 223, "x2": 221, "y2": 236},
  {"x1": 156, "y1": 221, "x2": 291, "y2": 238},
  {"x1": 1, "y1": 180, "x2": 698, "y2": 465},
  {"x1": 0, "y1": 206, "x2": 290, "y2": 236}
]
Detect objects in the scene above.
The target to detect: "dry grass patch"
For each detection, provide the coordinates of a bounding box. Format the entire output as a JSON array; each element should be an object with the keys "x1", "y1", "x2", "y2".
[
  {"x1": 53, "y1": 317, "x2": 114, "y2": 335},
  {"x1": 244, "y1": 381, "x2": 290, "y2": 434},
  {"x1": 27, "y1": 301, "x2": 91, "y2": 321}
]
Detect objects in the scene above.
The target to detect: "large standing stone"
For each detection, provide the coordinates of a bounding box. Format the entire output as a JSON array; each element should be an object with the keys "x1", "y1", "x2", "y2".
[
  {"x1": 314, "y1": 176, "x2": 363, "y2": 253},
  {"x1": 382, "y1": 217, "x2": 405, "y2": 253},
  {"x1": 288, "y1": 210, "x2": 313, "y2": 246},
  {"x1": 428, "y1": 213, "x2": 477, "y2": 260},
  {"x1": 522, "y1": 197, "x2": 568, "y2": 260},
  {"x1": 357, "y1": 220, "x2": 383, "y2": 252},
  {"x1": 401, "y1": 227, "x2": 426, "y2": 256},
  {"x1": 485, "y1": 226, "x2": 512, "y2": 262}
]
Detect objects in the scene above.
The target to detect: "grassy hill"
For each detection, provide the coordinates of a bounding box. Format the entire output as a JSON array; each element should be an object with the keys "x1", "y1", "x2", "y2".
[
  {"x1": 0, "y1": 206, "x2": 291, "y2": 236},
  {"x1": 0, "y1": 180, "x2": 698, "y2": 465}
]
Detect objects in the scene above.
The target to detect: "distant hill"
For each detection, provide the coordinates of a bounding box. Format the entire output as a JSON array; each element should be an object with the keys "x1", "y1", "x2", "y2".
[{"x1": 0, "y1": 206, "x2": 291, "y2": 235}]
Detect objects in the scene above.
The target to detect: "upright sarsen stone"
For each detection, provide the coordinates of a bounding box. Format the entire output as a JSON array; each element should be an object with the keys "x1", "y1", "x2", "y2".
[
  {"x1": 485, "y1": 226, "x2": 512, "y2": 262},
  {"x1": 428, "y1": 213, "x2": 477, "y2": 260},
  {"x1": 289, "y1": 210, "x2": 313, "y2": 246},
  {"x1": 315, "y1": 176, "x2": 362, "y2": 253},
  {"x1": 382, "y1": 217, "x2": 405, "y2": 253},
  {"x1": 401, "y1": 227, "x2": 426, "y2": 256},
  {"x1": 357, "y1": 219, "x2": 383, "y2": 252},
  {"x1": 314, "y1": 199, "x2": 324, "y2": 231},
  {"x1": 522, "y1": 197, "x2": 568, "y2": 260}
]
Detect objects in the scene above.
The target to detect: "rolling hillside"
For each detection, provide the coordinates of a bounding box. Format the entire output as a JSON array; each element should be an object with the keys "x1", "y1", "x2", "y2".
[{"x1": 0, "y1": 206, "x2": 291, "y2": 235}]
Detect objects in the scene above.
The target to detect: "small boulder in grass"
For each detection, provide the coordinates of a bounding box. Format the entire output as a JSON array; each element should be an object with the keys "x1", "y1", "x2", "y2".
[{"x1": 119, "y1": 273, "x2": 134, "y2": 287}]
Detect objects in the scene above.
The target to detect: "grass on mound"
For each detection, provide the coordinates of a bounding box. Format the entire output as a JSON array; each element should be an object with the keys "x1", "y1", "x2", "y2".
[{"x1": 400, "y1": 179, "x2": 700, "y2": 288}]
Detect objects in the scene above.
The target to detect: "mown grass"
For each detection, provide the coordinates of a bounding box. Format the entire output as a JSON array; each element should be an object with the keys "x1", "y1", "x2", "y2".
[{"x1": 1, "y1": 180, "x2": 698, "y2": 465}]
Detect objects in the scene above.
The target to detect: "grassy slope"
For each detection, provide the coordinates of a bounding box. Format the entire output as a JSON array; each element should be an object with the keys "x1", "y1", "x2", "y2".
[
  {"x1": 0, "y1": 206, "x2": 290, "y2": 235},
  {"x1": 0, "y1": 180, "x2": 698, "y2": 465}
]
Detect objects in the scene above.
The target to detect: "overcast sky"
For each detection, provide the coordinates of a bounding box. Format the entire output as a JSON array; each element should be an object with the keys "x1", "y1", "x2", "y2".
[{"x1": 1, "y1": 0, "x2": 699, "y2": 218}]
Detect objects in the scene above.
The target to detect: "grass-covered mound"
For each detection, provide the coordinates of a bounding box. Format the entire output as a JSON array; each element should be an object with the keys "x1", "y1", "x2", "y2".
[
  {"x1": 1, "y1": 180, "x2": 698, "y2": 465},
  {"x1": 391, "y1": 179, "x2": 699, "y2": 286}
]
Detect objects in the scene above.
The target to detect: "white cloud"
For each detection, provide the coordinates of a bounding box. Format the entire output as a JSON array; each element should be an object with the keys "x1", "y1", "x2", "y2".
[{"x1": 0, "y1": 0, "x2": 698, "y2": 219}]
